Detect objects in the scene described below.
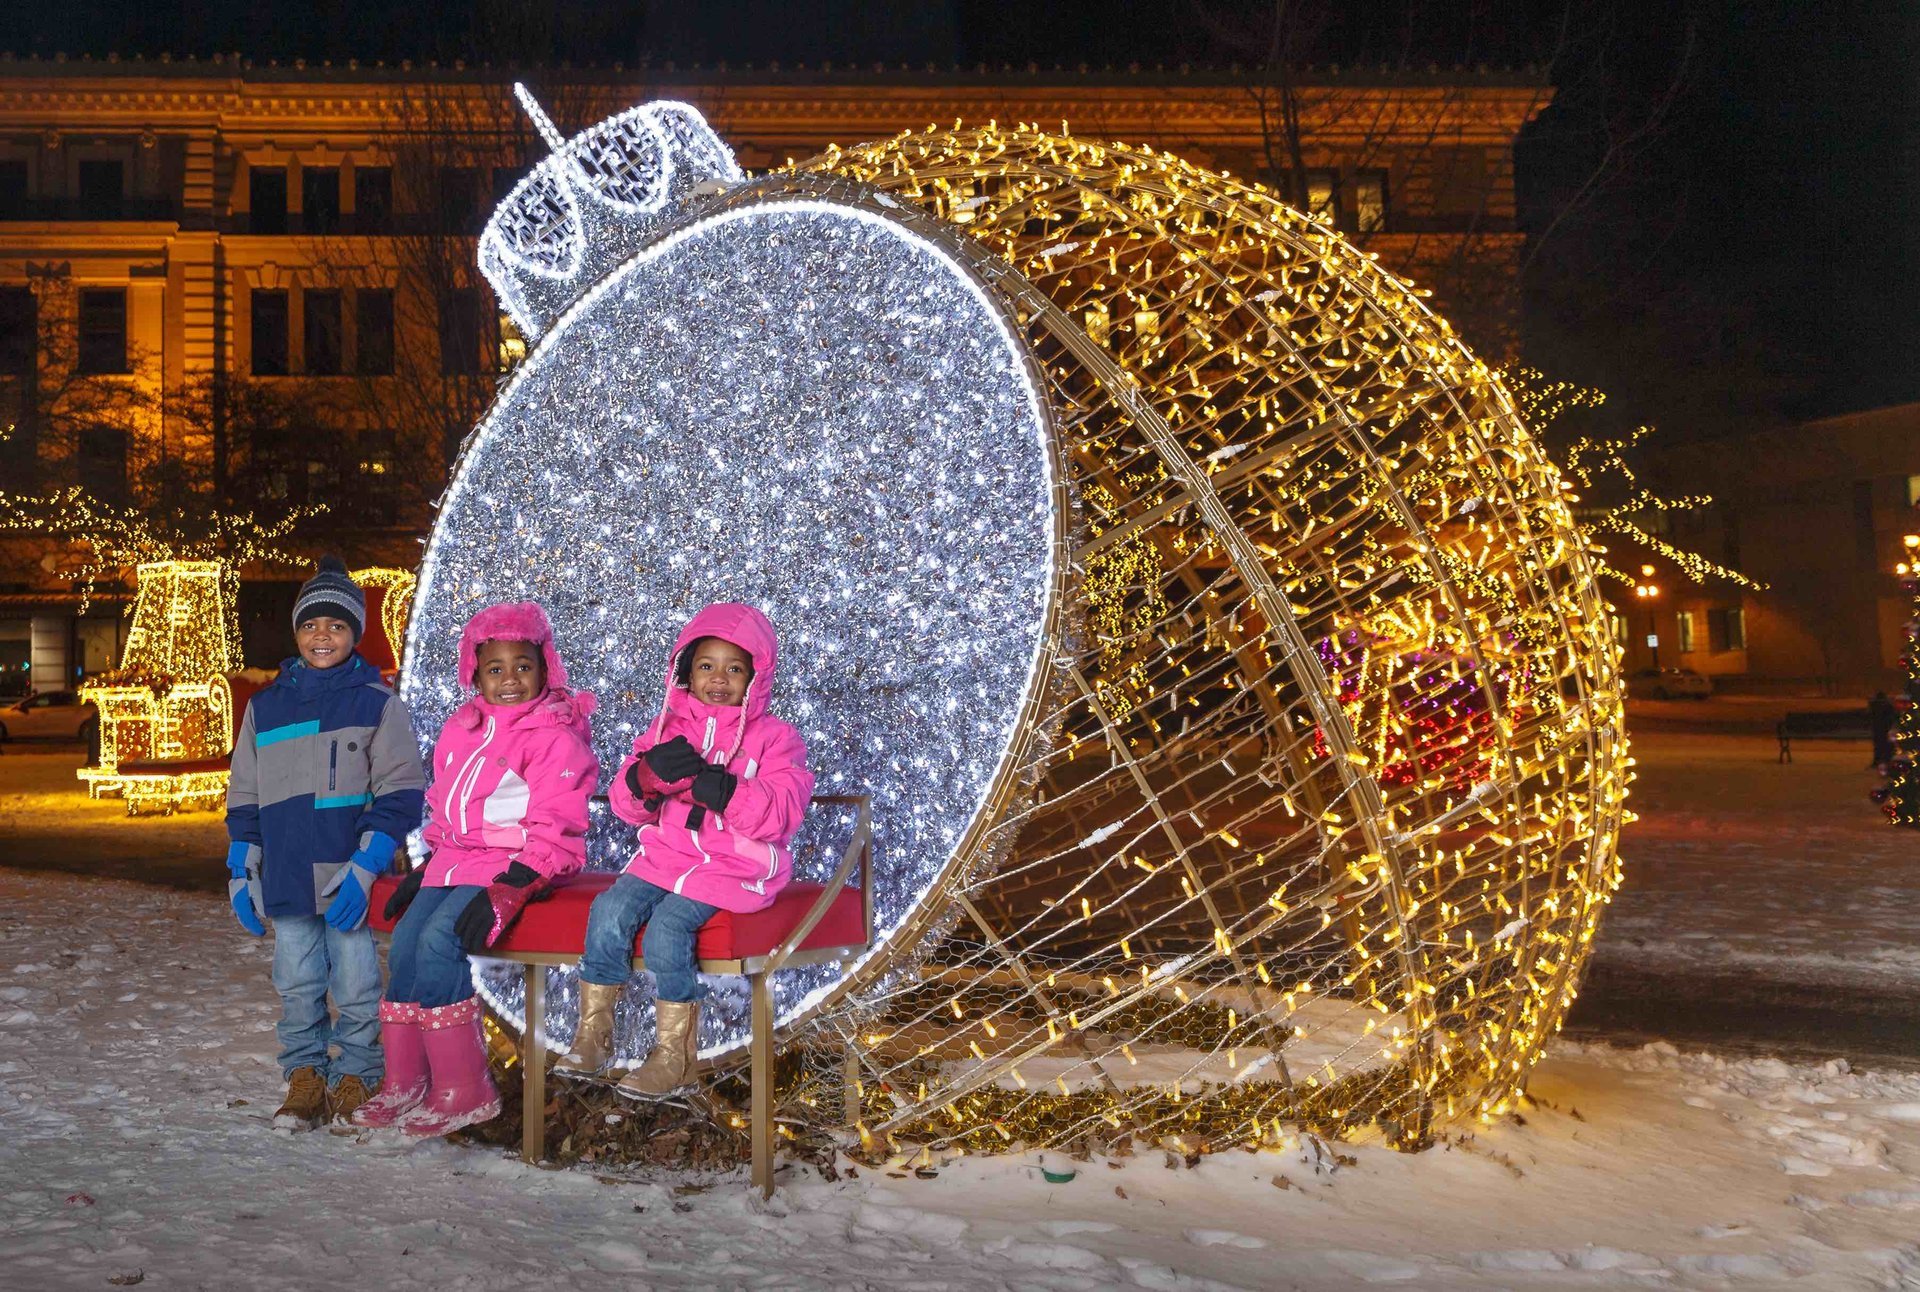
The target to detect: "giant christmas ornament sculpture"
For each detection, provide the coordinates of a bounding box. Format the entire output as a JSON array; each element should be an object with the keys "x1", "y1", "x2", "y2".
[{"x1": 408, "y1": 92, "x2": 1627, "y2": 1154}]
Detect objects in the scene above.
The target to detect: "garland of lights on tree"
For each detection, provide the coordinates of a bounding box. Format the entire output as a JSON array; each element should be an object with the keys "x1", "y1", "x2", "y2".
[
  {"x1": 1877, "y1": 533, "x2": 1920, "y2": 826},
  {"x1": 405, "y1": 91, "x2": 1628, "y2": 1159}
]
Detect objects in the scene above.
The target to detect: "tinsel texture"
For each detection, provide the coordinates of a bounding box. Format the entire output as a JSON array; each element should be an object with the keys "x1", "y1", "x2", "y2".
[{"x1": 408, "y1": 188, "x2": 1063, "y2": 1062}]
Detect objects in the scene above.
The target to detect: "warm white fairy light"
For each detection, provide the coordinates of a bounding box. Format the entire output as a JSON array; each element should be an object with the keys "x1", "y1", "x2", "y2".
[{"x1": 409, "y1": 127, "x2": 1059, "y2": 1061}]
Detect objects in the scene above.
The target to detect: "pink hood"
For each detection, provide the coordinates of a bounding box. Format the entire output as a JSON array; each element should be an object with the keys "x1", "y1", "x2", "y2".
[
  {"x1": 610, "y1": 602, "x2": 813, "y2": 913},
  {"x1": 419, "y1": 602, "x2": 601, "y2": 886},
  {"x1": 650, "y1": 602, "x2": 779, "y2": 761}
]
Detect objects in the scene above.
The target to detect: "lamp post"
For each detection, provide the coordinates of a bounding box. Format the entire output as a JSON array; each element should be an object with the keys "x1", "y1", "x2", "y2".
[{"x1": 1633, "y1": 563, "x2": 1661, "y2": 670}]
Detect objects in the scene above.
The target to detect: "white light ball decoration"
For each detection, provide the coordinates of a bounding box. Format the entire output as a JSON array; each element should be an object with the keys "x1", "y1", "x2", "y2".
[{"x1": 405, "y1": 141, "x2": 1065, "y2": 1061}]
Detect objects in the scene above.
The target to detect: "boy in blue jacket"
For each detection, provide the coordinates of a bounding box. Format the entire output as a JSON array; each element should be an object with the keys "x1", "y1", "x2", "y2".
[{"x1": 225, "y1": 557, "x2": 427, "y2": 1129}]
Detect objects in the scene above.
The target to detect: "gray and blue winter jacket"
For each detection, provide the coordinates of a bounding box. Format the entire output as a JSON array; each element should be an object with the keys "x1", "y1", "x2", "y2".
[{"x1": 225, "y1": 653, "x2": 428, "y2": 918}]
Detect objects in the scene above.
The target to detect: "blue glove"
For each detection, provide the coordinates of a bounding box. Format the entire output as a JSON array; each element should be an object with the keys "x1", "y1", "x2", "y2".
[
  {"x1": 226, "y1": 842, "x2": 265, "y2": 937},
  {"x1": 320, "y1": 832, "x2": 398, "y2": 932}
]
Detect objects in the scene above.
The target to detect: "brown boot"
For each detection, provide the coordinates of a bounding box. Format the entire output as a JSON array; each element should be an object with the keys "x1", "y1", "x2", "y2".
[
  {"x1": 329, "y1": 1075, "x2": 377, "y2": 1124},
  {"x1": 615, "y1": 999, "x2": 700, "y2": 1099},
  {"x1": 555, "y1": 981, "x2": 622, "y2": 1076},
  {"x1": 273, "y1": 1066, "x2": 328, "y2": 1131}
]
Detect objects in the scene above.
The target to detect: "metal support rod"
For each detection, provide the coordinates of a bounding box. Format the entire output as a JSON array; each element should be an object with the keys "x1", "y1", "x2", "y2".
[
  {"x1": 522, "y1": 963, "x2": 546, "y2": 1164},
  {"x1": 751, "y1": 972, "x2": 775, "y2": 1198}
]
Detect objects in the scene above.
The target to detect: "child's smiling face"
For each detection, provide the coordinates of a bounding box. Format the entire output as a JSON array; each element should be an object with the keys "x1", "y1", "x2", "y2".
[
  {"x1": 295, "y1": 616, "x2": 355, "y2": 670},
  {"x1": 474, "y1": 639, "x2": 546, "y2": 705},
  {"x1": 688, "y1": 636, "x2": 752, "y2": 707}
]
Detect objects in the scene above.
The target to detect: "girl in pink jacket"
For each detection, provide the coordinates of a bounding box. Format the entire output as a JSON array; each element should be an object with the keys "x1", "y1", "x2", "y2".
[
  {"x1": 354, "y1": 601, "x2": 599, "y2": 1136},
  {"x1": 557, "y1": 602, "x2": 813, "y2": 1098}
]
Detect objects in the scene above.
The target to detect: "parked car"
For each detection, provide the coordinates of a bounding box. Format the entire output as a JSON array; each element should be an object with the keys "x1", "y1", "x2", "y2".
[
  {"x1": 0, "y1": 690, "x2": 100, "y2": 743},
  {"x1": 1627, "y1": 667, "x2": 1713, "y2": 700}
]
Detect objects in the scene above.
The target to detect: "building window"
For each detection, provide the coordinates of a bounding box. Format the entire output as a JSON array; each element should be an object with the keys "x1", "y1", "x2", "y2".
[
  {"x1": 77, "y1": 159, "x2": 124, "y2": 219},
  {"x1": 1353, "y1": 170, "x2": 1387, "y2": 233},
  {"x1": 77, "y1": 425, "x2": 127, "y2": 501},
  {"x1": 1707, "y1": 606, "x2": 1746, "y2": 652},
  {"x1": 354, "y1": 289, "x2": 394, "y2": 375},
  {"x1": 250, "y1": 289, "x2": 289, "y2": 376},
  {"x1": 491, "y1": 164, "x2": 529, "y2": 207},
  {"x1": 439, "y1": 288, "x2": 488, "y2": 375},
  {"x1": 1907, "y1": 474, "x2": 1920, "y2": 508},
  {"x1": 437, "y1": 167, "x2": 481, "y2": 235},
  {"x1": 248, "y1": 167, "x2": 288, "y2": 235},
  {"x1": 356, "y1": 428, "x2": 397, "y2": 495},
  {"x1": 301, "y1": 167, "x2": 342, "y2": 235},
  {"x1": 0, "y1": 160, "x2": 30, "y2": 218},
  {"x1": 303, "y1": 289, "x2": 343, "y2": 375},
  {"x1": 1675, "y1": 611, "x2": 1695, "y2": 654},
  {"x1": 353, "y1": 167, "x2": 391, "y2": 233},
  {"x1": 1305, "y1": 169, "x2": 1337, "y2": 223},
  {"x1": 0, "y1": 287, "x2": 34, "y2": 375},
  {"x1": 76, "y1": 289, "x2": 127, "y2": 374}
]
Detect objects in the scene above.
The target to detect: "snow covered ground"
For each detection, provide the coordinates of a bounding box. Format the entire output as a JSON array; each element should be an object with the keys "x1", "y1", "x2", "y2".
[
  {"x1": 8, "y1": 867, "x2": 1920, "y2": 1291},
  {"x1": 7, "y1": 723, "x2": 1920, "y2": 1288}
]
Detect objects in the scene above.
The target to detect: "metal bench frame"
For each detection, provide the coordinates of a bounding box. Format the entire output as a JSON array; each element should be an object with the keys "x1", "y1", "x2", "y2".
[{"x1": 506, "y1": 794, "x2": 872, "y2": 1195}]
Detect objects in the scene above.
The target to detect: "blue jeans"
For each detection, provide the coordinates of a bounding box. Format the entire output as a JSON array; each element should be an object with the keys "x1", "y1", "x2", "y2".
[
  {"x1": 385, "y1": 885, "x2": 482, "y2": 1009},
  {"x1": 270, "y1": 913, "x2": 383, "y2": 1085},
  {"x1": 580, "y1": 875, "x2": 718, "y2": 1002}
]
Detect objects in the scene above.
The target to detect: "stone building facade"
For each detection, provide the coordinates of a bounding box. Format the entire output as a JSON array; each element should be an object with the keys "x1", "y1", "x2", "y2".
[{"x1": 0, "y1": 55, "x2": 1547, "y2": 682}]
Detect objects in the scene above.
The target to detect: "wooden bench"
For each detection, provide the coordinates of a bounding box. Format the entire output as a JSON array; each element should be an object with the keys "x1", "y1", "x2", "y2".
[
  {"x1": 369, "y1": 794, "x2": 873, "y2": 1195},
  {"x1": 1776, "y1": 710, "x2": 1871, "y2": 763}
]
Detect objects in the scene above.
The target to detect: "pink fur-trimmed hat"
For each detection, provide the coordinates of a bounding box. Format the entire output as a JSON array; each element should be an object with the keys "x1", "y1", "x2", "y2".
[{"x1": 458, "y1": 601, "x2": 571, "y2": 691}]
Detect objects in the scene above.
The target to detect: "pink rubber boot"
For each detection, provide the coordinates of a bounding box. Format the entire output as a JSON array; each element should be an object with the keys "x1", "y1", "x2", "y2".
[
  {"x1": 351, "y1": 1001, "x2": 429, "y2": 1128},
  {"x1": 398, "y1": 997, "x2": 502, "y2": 1138}
]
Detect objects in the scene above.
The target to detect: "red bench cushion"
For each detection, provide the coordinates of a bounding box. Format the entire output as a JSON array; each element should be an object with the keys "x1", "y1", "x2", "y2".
[
  {"x1": 368, "y1": 871, "x2": 865, "y2": 964},
  {"x1": 117, "y1": 757, "x2": 232, "y2": 776}
]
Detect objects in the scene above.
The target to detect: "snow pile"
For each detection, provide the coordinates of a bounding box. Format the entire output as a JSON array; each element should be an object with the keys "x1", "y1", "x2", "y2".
[{"x1": 4, "y1": 868, "x2": 1920, "y2": 1290}]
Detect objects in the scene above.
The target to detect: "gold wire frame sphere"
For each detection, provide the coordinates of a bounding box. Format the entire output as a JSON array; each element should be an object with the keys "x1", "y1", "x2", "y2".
[{"x1": 785, "y1": 127, "x2": 1629, "y2": 1154}]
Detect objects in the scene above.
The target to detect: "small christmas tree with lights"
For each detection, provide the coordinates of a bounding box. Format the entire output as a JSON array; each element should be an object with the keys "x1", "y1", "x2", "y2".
[{"x1": 1874, "y1": 532, "x2": 1920, "y2": 826}]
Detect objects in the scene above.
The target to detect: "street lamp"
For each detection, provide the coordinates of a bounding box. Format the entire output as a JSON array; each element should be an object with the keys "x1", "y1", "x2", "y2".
[{"x1": 1633, "y1": 563, "x2": 1661, "y2": 669}]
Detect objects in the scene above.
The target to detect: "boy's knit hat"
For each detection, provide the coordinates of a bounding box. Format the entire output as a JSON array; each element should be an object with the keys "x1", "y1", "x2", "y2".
[{"x1": 292, "y1": 555, "x2": 365, "y2": 641}]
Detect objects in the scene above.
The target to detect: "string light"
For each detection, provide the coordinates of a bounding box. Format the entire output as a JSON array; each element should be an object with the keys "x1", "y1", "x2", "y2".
[
  {"x1": 780, "y1": 122, "x2": 1628, "y2": 1157},
  {"x1": 78, "y1": 560, "x2": 239, "y2": 813},
  {"x1": 1514, "y1": 370, "x2": 1765, "y2": 591},
  {"x1": 1874, "y1": 530, "x2": 1920, "y2": 826},
  {"x1": 427, "y1": 105, "x2": 1629, "y2": 1159}
]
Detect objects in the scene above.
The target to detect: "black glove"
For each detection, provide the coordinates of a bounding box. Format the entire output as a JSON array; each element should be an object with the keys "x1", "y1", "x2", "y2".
[
  {"x1": 623, "y1": 761, "x2": 664, "y2": 813},
  {"x1": 643, "y1": 735, "x2": 706, "y2": 784},
  {"x1": 383, "y1": 867, "x2": 425, "y2": 921},
  {"x1": 689, "y1": 766, "x2": 738, "y2": 813},
  {"x1": 453, "y1": 862, "x2": 546, "y2": 953}
]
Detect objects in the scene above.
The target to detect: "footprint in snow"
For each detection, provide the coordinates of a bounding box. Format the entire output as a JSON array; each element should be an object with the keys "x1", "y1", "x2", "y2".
[
  {"x1": 1184, "y1": 1229, "x2": 1266, "y2": 1249},
  {"x1": 1779, "y1": 1155, "x2": 1833, "y2": 1177},
  {"x1": 1033, "y1": 1219, "x2": 1119, "y2": 1237}
]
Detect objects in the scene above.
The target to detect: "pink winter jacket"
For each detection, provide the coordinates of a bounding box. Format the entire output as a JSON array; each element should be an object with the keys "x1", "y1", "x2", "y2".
[
  {"x1": 418, "y1": 603, "x2": 600, "y2": 888},
  {"x1": 608, "y1": 603, "x2": 813, "y2": 913}
]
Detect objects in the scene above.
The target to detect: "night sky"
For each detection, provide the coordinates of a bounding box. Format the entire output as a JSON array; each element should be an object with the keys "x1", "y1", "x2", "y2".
[{"x1": 9, "y1": 0, "x2": 1915, "y2": 433}]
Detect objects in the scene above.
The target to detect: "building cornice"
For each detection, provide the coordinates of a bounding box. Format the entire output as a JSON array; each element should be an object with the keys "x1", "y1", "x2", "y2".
[{"x1": 0, "y1": 67, "x2": 1552, "y2": 144}]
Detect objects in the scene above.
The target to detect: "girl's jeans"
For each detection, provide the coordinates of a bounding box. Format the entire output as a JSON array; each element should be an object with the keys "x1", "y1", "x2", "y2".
[
  {"x1": 271, "y1": 914, "x2": 382, "y2": 1085},
  {"x1": 580, "y1": 875, "x2": 719, "y2": 1002},
  {"x1": 385, "y1": 884, "x2": 483, "y2": 1008}
]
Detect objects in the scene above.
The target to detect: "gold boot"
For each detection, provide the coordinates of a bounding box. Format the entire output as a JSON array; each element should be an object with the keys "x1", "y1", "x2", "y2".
[
  {"x1": 615, "y1": 998, "x2": 700, "y2": 1099},
  {"x1": 555, "y1": 981, "x2": 623, "y2": 1076}
]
